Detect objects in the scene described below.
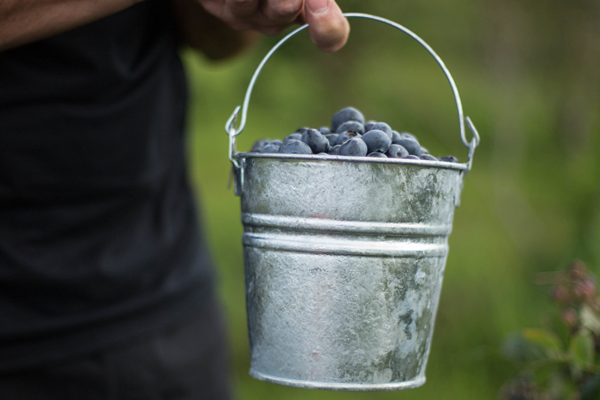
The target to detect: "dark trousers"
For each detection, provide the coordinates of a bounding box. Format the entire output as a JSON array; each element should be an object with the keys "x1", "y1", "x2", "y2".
[{"x1": 0, "y1": 296, "x2": 232, "y2": 400}]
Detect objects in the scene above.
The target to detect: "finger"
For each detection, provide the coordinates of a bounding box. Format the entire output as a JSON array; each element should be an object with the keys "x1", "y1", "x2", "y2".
[
  {"x1": 262, "y1": 0, "x2": 304, "y2": 25},
  {"x1": 304, "y1": 0, "x2": 349, "y2": 52},
  {"x1": 224, "y1": 0, "x2": 260, "y2": 19}
]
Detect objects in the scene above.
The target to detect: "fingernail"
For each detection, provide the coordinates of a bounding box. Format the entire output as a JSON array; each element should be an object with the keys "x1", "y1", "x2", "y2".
[{"x1": 307, "y1": 0, "x2": 329, "y2": 14}]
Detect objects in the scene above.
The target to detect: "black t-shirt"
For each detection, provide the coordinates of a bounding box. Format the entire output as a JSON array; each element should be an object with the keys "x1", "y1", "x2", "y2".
[{"x1": 0, "y1": 0, "x2": 214, "y2": 372}]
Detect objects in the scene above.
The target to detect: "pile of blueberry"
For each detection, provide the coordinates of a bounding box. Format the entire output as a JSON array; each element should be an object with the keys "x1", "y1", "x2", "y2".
[{"x1": 250, "y1": 107, "x2": 459, "y2": 163}]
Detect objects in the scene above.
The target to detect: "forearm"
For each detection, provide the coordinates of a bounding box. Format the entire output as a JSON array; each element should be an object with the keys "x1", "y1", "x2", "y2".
[{"x1": 0, "y1": 0, "x2": 142, "y2": 51}]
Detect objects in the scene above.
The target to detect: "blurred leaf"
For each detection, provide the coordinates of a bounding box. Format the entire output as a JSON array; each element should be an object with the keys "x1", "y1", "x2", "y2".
[
  {"x1": 502, "y1": 331, "x2": 546, "y2": 363},
  {"x1": 531, "y1": 359, "x2": 563, "y2": 387},
  {"x1": 546, "y1": 371, "x2": 570, "y2": 399},
  {"x1": 569, "y1": 329, "x2": 595, "y2": 371},
  {"x1": 546, "y1": 309, "x2": 571, "y2": 348},
  {"x1": 498, "y1": 374, "x2": 540, "y2": 400},
  {"x1": 523, "y1": 328, "x2": 563, "y2": 358},
  {"x1": 581, "y1": 374, "x2": 600, "y2": 400},
  {"x1": 564, "y1": 379, "x2": 580, "y2": 400},
  {"x1": 582, "y1": 305, "x2": 600, "y2": 336}
]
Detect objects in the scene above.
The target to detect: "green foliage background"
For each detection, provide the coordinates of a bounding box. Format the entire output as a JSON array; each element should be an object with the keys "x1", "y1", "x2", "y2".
[{"x1": 180, "y1": 1, "x2": 600, "y2": 398}]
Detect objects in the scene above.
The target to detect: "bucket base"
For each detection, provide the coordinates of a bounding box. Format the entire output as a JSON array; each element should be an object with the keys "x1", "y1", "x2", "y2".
[{"x1": 249, "y1": 369, "x2": 426, "y2": 392}]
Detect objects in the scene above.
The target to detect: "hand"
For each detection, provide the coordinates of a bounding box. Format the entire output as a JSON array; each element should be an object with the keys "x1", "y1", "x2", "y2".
[
  {"x1": 172, "y1": 0, "x2": 262, "y2": 60},
  {"x1": 198, "y1": 0, "x2": 349, "y2": 52}
]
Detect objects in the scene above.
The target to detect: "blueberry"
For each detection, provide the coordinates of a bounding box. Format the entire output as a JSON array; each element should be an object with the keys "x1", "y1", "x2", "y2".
[
  {"x1": 420, "y1": 154, "x2": 438, "y2": 161},
  {"x1": 260, "y1": 143, "x2": 281, "y2": 153},
  {"x1": 331, "y1": 107, "x2": 365, "y2": 132},
  {"x1": 395, "y1": 138, "x2": 422, "y2": 156},
  {"x1": 325, "y1": 133, "x2": 339, "y2": 147},
  {"x1": 371, "y1": 122, "x2": 392, "y2": 139},
  {"x1": 339, "y1": 138, "x2": 368, "y2": 156},
  {"x1": 386, "y1": 144, "x2": 409, "y2": 158},
  {"x1": 279, "y1": 139, "x2": 312, "y2": 154},
  {"x1": 319, "y1": 127, "x2": 331, "y2": 135},
  {"x1": 329, "y1": 145, "x2": 342, "y2": 155},
  {"x1": 403, "y1": 155, "x2": 420, "y2": 160},
  {"x1": 400, "y1": 132, "x2": 418, "y2": 141},
  {"x1": 251, "y1": 139, "x2": 269, "y2": 152},
  {"x1": 439, "y1": 155, "x2": 459, "y2": 163},
  {"x1": 420, "y1": 146, "x2": 430, "y2": 154},
  {"x1": 391, "y1": 131, "x2": 402, "y2": 145},
  {"x1": 364, "y1": 120, "x2": 377, "y2": 132},
  {"x1": 295, "y1": 127, "x2": 310, "y2": 134},
  {"x1": 284, "y1": 133, "x2": 302, "y2": 143},
  {"x1": 336, "y1": 121, "x2": 364, "y2": 135},
  {"x1": 301, "y1": 128, "x2": 330, "y2": 153},
  {"x1": 269, "y1": 139, "x2": 283, "y2": 146},
  {"x1": 362, "y1": 129, "x2": 391, "y2": 153},
  {"x1": 335, "y1": 131, "x2": 362, "y2": 145},
  {"x1": 367, "y1": 152, "x2": 387, "y2": 158}
]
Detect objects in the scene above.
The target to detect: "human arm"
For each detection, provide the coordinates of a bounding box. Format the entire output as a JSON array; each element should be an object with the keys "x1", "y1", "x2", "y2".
[
  {"x1": 0, "y1": 0, "x2": 348, "y2": 54},
  {"x1": 0, "y1": 0, "x2": 143, "y2": 51}
]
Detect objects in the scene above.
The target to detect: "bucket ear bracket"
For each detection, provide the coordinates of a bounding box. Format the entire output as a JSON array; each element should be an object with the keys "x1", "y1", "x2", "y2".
[{"x1": 233, "y1": 158, "x2": 245, "y2": 197}]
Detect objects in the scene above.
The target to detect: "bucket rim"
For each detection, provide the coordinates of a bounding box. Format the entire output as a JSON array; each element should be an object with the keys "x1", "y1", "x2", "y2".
[
  {"x1": 249, "y1": 369, "x2": 427, "y2": 391},
  {"x1": 236, "y1": 152, "x2": 468, "y2": 171}
]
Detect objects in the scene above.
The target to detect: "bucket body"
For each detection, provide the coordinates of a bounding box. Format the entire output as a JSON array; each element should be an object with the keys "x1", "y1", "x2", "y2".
[{"x1": 237, "y1": 153, "x2": 466, "y2": 391}]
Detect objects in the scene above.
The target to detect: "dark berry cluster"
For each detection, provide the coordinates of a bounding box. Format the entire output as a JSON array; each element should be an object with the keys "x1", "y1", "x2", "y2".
[{"x1": 250, "y1": 107, "x2": 459, "y2": 163}]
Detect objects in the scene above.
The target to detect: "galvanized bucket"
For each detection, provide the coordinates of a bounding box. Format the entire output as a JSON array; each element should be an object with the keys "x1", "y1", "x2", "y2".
[{"x1": 225, "y1": 13, "x2": 480, "y2": 392}]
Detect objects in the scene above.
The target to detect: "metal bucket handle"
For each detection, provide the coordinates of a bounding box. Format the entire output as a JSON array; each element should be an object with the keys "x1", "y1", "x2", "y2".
[{"x1": 225, "y1": 13, "x2": 480, "y2": 171}]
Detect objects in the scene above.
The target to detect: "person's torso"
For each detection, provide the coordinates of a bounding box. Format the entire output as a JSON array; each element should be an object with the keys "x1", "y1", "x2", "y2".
[{"x1": 0, "y1": 0, "x2": 213, "y2": 371}]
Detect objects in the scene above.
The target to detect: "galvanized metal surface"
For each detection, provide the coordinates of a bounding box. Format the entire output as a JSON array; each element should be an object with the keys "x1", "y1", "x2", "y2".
[{"x1": 238, "y1": 155, "x2": 465, "y2": 391}]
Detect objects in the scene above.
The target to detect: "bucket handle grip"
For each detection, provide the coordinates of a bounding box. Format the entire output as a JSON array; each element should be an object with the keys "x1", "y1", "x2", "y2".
[{"x1": 225, "y1": 13, "x2": 480, "y2": 170}]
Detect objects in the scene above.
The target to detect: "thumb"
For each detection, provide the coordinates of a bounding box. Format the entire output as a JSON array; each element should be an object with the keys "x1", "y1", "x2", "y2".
[{"x1": 304, "y1": 0, "x2": 349, "y2": 52}]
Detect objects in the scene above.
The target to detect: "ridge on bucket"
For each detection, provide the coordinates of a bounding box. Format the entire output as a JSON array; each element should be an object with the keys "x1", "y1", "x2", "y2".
[{"x1": 225, "y1": 13, "x2": 480, "y2": 392}]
